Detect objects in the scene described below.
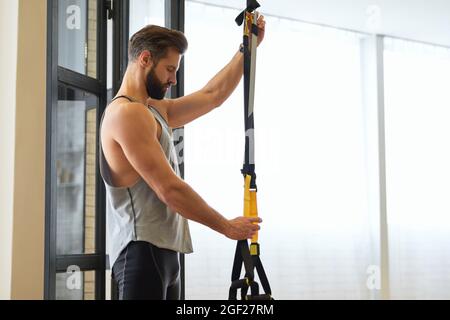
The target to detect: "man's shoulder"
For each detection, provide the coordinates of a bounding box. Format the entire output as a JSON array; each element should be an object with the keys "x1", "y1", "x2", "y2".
[
  {"x1": 106, "y1": 100, "x2": 155, "y2": 123},
  {"x1": 103, "y1": 101, "x2": 159, "y2": 140}
]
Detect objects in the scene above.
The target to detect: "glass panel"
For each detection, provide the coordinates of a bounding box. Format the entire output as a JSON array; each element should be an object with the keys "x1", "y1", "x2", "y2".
[
  {"x1": 58, "y1": 0, "x2": 97, "y2": 78},
  {"x1": 56, "y1": 86, "x2": 97, "y2": 255},
  {"x1": 185, "y1": 1, "x2": 374, "y2": 299},
  {"x1": 129, "y1": 0, "x2": 165, "y2": 36},
  {"x1": 56, "y1": 270, "x2": 96, "y2": 300},
  {"x1": 384, "y1": 37, "x2": 450, "y2": 299}
]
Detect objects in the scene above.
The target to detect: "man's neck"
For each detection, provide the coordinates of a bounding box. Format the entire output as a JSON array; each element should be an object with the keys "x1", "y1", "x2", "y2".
[{"x1": 116, "y1": 66, "x2": 149, "y2": 104}]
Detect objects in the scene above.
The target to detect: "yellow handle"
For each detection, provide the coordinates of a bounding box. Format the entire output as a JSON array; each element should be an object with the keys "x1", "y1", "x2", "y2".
[{"x1": 244, "y1": 175, "x2": 258, "y2": 243}]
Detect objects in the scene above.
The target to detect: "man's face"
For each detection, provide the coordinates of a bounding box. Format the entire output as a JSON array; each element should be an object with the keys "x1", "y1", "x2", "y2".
[{"x1": 145, "y1": 47, "x2": 181, "y2": 100}]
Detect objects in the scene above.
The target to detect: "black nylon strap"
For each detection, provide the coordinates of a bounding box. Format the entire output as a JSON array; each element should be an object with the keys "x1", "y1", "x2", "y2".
[
  {"x1": 253, "y1": 256, "x2": 272, "y2": 295},
  {"x1": 235, "y1": 0, "x2": 260, "y2": 26},
  {"x1": 231, "y1": 240, "x2": 254, "y2": 282},
  {"x1": 242, "y1": 33, "x2": 255, "y2": 181},
  {"x1": 111, "y1": 95, "x2": 134, "y2": 102},
  {"x1": 229, "y1": 240, "x2": 273, "y2": 299},
  {"x1": 229, "y1": 0, "x2": 273, "y2": 301}
]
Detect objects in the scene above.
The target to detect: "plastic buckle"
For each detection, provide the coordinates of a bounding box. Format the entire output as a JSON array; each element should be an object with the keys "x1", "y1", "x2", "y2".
[{"x1": 250, "y1": 243, "x2": 260, "y2": 256}]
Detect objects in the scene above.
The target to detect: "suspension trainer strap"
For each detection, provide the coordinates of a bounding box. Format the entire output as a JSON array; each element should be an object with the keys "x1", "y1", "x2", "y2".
[{"x1": 229, "y1": 0, "x2": 273, "y2": 301}]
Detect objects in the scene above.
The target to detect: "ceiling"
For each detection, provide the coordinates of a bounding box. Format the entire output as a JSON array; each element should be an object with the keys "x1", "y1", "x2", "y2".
[{"x1": 195, "y1": 0, "x2": 450, "y2": 47}]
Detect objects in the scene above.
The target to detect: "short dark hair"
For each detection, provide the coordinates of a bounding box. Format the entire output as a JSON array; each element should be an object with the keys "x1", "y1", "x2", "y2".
[{"x1": 128, "y1": 25, "x2": 188, "y2": 63}]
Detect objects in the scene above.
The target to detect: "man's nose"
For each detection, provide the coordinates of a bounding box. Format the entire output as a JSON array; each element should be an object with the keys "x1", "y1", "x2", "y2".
[{"x1": 169, "y1": 74, "x2": 177, "y2": 86}]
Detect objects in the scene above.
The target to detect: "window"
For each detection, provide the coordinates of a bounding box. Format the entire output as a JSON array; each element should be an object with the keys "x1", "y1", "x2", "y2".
[
  {"x1": 184, "y1": 1, "x2": 376, "y2": 299},
  {"x1": 45, "y1": 0, "x2": 450, "y2": 300},
  {"x1": 384, "y1": 37, "x2": 450, "y2": 299},
  {"x1": 52, "y1": 0, "x2": 176, "y2": 301},
  {"x1": 129, "y1": 0, "x2": 165, "y2": 36},
  {"x1": 56, "y1": 86, "x2": 98, "y2": 256},
  {"x1": 58, "y1": 0, "x2": 98, "y2": 78},
  {"x1": 46, "y1": 0, "x2": 107, "y2": 300}
]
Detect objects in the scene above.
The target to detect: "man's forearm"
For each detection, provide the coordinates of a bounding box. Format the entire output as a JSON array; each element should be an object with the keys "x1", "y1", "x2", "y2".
[
  {"x1": 164, "y1": 180, "x2": 231, "y2": 236},
  {"x1": 204, "y1": 49, "x2": 244, "y2": 107}
]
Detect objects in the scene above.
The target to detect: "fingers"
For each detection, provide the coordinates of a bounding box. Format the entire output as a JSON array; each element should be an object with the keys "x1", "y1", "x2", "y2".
[
  {"x1": 250, "y1": 222, "x2": 260, "y2": 230},
  {"x1": 257, "y1": 14, "x2": 265, "y2": 25},
  {"x1": 242, "y1": 218, "x2": 261, "y2": 240},
  {"x1": 255, "y1": 14, "x2": 265, "y2": 46},
  {"x1": 248, "y1": 227, "x2": 260, "y2": 239},
  {"x1": 248, "y1": 218, "x2": 261, "y2": 235},
  {"x1": 247, "y1": 217, "x2": 262, "y2": 233},
  {"x1": 227, "y1": 216, "x2": 263, "y2": 240}
]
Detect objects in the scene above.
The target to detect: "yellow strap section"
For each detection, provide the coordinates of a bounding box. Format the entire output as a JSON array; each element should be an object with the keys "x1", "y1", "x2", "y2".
[
  {"x1": 244, "y1": 175, "x2": 258, "y2": 243},
  {"x1": 244, "y1": 12, "x2": 251, "y2": 36}
]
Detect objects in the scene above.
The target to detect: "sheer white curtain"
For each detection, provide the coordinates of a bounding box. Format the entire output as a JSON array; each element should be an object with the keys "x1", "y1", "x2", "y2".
[
  {"x1": 184, "y1": 1, "x2": 377, "y2": 299},
  {"x1": 384, "y1": 38, "x2": 450, "y2": 299}
]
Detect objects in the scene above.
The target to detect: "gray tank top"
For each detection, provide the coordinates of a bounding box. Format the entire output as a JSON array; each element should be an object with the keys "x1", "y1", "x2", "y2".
[{"x1": 99, "y1": 96, "x2": 193, "y2": 269}]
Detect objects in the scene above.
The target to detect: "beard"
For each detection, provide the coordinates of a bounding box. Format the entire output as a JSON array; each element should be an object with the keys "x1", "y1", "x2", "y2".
[{"x1": 146, "y1": 67, "x2": 168, "y2": 100}]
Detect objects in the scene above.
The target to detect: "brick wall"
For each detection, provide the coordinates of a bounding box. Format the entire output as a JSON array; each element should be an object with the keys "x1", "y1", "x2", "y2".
[
  {"x1": 84, "y1": 107, "x2": 96, "y2": 300},
  {"x1": 87, "y1": 0, "x2": 97, "y2": 78},
  {"x1": 83, "y1": 0, "x2": 97, "y2": 300}
]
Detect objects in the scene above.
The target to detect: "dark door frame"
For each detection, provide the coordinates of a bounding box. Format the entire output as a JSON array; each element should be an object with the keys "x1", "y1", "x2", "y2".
[{"x1": 45, "y1": 0, "x2": 108, "y2": 300}]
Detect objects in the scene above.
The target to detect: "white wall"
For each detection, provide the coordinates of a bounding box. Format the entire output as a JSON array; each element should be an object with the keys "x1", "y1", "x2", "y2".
[
  {"x1": 201, "y1": 0, "x2": 450, "y2": 47},
  {"x1": 0, "y1": 0, "x2": 19, "y2": 300}
]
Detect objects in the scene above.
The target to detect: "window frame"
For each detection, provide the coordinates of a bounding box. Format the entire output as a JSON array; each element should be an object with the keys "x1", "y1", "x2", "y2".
[{"x1": 45, "y1": 0, "x2": 108, "y2": 300}]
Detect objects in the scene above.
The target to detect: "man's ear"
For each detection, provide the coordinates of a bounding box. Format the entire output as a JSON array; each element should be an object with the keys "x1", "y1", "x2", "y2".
[{"x1": 139, "y1": 50, "x2": 153, "y2": 68}]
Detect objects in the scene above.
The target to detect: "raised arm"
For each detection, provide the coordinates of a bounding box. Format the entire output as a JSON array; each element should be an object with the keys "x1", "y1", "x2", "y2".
[
  {"x1": 149, "y1": 15, "x2": 266, "y2": 128},
  {"x1": 110, "y1": 102, "x2": 261, "y2": 239},
  {"x1": 167, "y1": 49, "x2": 245, "y2": 128}
]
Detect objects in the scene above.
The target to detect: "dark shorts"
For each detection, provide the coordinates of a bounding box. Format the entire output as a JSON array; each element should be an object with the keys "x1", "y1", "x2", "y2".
[{"x1": 112, "y1": 240, "x2": 180, "y2": 300}]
